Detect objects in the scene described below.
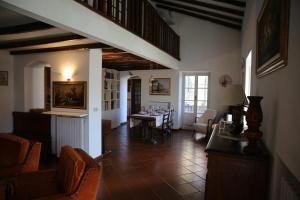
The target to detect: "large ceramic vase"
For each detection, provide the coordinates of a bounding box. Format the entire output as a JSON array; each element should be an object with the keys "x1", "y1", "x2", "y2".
[{"x1": 244, "y1": 96, "x2": 263, "y2": 153}]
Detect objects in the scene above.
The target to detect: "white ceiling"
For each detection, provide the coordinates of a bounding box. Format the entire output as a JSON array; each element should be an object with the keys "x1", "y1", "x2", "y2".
[{"x1": 0, "y1": 6, "x2": 36, "y2": 27}]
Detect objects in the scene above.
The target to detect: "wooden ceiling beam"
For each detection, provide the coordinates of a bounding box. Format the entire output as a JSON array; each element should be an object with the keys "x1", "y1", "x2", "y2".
[
  {"x1": 155, "y1": 0, "x2": 242, "y2": 24},
  {"x1": 10, "y1": 43, "x2": 110, "y2": 55},
  {"x1": 152, "y1": 0, "x2": 244, "y2": 16},
  {"x1": 0, "y1": 22, "x2": 54, "y2": 35},
  {"x1": 0, "y1": 34, "x2": 86, "y2": 49},
  {"x1": 212, "y1": 0, "x2": 246, "y2": 8},
  {"x1": 103, "y1": 60, "x2": 150, "y2": 64},
  {"x1": 157, "y1": 4, "x2": 241, "y2": 30},
  {"x1": 102, "y1": 48, "x2": 126, "y2": 54},
  {"x1": 103, "y1": 64, "x2": 168, "y2": 71}
]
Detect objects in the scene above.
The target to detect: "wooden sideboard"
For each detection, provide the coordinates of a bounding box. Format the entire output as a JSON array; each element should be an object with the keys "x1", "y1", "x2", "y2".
[
  {"x1": 13, "y1": 111, "x2": 52, "y2": 158},
  {"x1": 205, "y1": 126, "x2": 270, "y2": 200}
]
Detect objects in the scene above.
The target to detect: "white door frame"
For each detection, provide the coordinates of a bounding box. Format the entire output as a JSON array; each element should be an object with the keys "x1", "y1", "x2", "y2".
[{"x1": 181, "y1": 72, "x2": 211, "y2": 129}]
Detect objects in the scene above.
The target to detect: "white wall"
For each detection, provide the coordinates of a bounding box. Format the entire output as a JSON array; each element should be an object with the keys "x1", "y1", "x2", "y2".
[
  {"x1": 101, "y1": 71, "x2": 130, "y2": 129},
  {"x1": 87, "y1": 49, "x2": 102, "y2": 157},
  {"x1": 13, "y1": 50, "x2": 89, "y2": 113},
  {"x1": 172, "y1": 13, "x2": 242, "y2": 113},
  {"x1": 119, "y1": 71, "x2": 131, "y2": 124},
  {"x1": 0, "y1": 50, "x2": 13, "y2": 132},
  {"x1": 24, "y1": 64, "x2": 45, "y2": 111},
  {"x1": 102, "y1": 109, "x2": 121, "y2": 129},
  {"x1": 13, "y1": 50, "x2": 103, "y2": 157},
  {"x1": 127, "y1": 69, "x2": 181, "y2": 129},
  {"x1": 116, "y1": 16, "x2": 242, "y2": 130},
  {"x1": 241, "y1": 0, "x2": 300, "y2": 197}
]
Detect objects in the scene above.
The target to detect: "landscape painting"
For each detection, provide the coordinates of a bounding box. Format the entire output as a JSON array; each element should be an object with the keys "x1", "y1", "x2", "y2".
[
  {"x1": 53, "y1": 81, "x2": 87, "y2": 109},
  {"x1": 150, "y1": 78, "x2": 171, "y2": 96}
]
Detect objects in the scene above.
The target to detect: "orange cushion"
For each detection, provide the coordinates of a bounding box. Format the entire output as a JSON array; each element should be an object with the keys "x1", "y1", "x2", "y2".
[
  {"x1": 57, "y1": 146, "x2": 85, "y2": 194},
  {"x1": 0, "y1": 134, "x2": 30, "y2": 168}
]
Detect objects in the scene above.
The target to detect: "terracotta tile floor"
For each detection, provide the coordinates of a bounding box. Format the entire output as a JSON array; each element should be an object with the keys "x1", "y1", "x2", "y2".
[{"x1": 97, "y1": 124, "x2": 208, "y2": 200}]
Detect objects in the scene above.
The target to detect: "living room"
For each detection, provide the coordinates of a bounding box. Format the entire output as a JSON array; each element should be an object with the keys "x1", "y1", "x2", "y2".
[{"x1": 0, "y1": 0, "x2": 299, "y2": 199}]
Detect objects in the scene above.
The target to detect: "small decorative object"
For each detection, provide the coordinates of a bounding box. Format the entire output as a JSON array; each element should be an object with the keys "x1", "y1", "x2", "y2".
[
  {"x1": 244, "y1": 96, "x2": 263, "y2": 153},
  {"x1": 256, "y1": 0, "x2": 290, "y2": 78},
  {"x1": 53, "y1": 81, "x2": 87, "y2": 109},
  {"x1": 219, "y1": 75, "x2": 232, "y2": 87},
  {"x1": 149, "y1": 78, "x2": 171, "y2": 96},
  {"x1": 222, "y1": 85, "x2": 248, "y2": 134},
  {"x1": 0, "y1": 71, "x2": 8, "y2": 86}
]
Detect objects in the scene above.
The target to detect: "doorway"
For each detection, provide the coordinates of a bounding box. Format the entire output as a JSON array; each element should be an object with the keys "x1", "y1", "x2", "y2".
[
  {"x1": 44, "y1": 67, "x2": 51, "y2": 111},
  {"x1": 182, "y1": 73, "x2": 210, "y2": 129},
  {"x1": 127, "y1": 77, "x2": 141, "y2": 115},
  {"x1": 24, "y1": 61, "x2": 51, "y2": 112}
]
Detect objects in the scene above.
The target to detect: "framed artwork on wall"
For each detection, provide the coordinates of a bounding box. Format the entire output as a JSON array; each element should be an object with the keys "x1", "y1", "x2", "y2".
[
  {"x1": 256, "y1": 0, "x2": 290, "y2": 78},
  {"x1": 53, "y1": 81, "x2": 87, "y2": 109},
  {"x1": 0, "y1": 71, "x2": 8, "y2": 86},
  {"x1": 149, "y1": 78, "x2": 171, "y2": 96}
]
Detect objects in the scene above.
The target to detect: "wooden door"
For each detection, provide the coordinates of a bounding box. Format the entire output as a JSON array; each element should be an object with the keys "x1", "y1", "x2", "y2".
[
  {"x1": 131, "y1": 79, "x2": 141, "y2": 114},
  {"x1": 44, "y1": 67, "x2": 51, "y2": 111}
]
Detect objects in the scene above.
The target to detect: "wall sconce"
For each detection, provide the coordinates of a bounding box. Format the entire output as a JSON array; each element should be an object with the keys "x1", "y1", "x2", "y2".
[{"x1": 62, "y1": 67, "x2": 73, "y2": 81}]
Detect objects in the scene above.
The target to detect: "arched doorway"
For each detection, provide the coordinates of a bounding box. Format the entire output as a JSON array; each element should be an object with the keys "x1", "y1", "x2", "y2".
[{"x1": 24, "y1": 61, "x2": 51, "y2": 111}]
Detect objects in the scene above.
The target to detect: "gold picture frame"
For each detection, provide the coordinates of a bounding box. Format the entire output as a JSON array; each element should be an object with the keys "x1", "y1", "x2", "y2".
[
  {"x1": 149, "y1": 78, "x2": 171, "y2": 96},
  {"x1": 256, "y1": 0, "x2": 290, "y2": 78},
  {"x1": 53, "y1": 81, "x2": 87, "y2": 109}
]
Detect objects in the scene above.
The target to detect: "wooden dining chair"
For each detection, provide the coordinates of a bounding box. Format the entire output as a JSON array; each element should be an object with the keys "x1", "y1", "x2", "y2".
[
  {"x1": 167, "y1": 109, "x2": 174, "y2": 135},
  {"x1": 151, "y1": 112, "x2": 170, "y2": 141},
  {"x1": 161, "y1": 112, "x2": 170, "y2": 135}
]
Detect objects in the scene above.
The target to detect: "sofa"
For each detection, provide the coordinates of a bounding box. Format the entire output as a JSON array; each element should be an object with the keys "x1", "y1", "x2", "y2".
[
  {"x1": 5, "y1": 145, "x2": 101, "y2": 200},
  {"x1": 0, "y1": 133, "x2": 41, "y2": 178}
]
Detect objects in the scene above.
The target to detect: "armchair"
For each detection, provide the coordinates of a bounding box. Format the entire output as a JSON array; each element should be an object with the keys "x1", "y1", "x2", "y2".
[
  {"x1": 193, "y1": 109, "x2": 217, "y2": 140},
  {"x1": 0, "y1": 133, "x2": 41, "y2": 178},
  {"x1": 5, "y1": 145, "x2": 101, "y2": 200}
]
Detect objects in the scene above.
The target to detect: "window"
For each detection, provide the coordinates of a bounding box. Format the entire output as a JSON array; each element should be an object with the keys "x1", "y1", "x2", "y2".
[
  {"x1": 244, "y1": 51, "x2": 252, "y2": 97},
  {"x1": 183, "y1": 74, "x2": 209, "y2": 117}
]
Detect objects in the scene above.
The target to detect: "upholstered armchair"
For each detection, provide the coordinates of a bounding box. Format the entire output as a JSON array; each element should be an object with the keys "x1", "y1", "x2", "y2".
[
  {"x1": 0, "y1": 133, "x2": 41, "y2": 178},
  {"x1": 193, "y1": 109, "x2": 217, "y2": 140},
  {"x1": 5, "y1": 146, "x2": 101, "y2": 200}
]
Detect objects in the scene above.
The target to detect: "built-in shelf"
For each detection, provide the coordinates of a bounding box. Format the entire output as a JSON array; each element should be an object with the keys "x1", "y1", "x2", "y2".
[{"x1": 102, "y1": 68, "x2": 120, "y2": 111}]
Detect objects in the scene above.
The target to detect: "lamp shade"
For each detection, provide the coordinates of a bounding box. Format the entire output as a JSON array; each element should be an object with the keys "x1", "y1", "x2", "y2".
[{"x1": 222, "y1": 84, "x2": 248, "y2": 105}]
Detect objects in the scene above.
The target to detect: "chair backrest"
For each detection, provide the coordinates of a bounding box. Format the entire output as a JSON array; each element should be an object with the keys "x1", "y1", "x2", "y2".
[
  {"x1": 0, "y1": 134, "x2": 41, "y2": 177},
  {"x1": 197, "y1": 109, "x2": 217, "y2": 123},
  {"x1": 0, "y1": 134, "x2": 30, "y2": 168},
  {"x1": 162, "y1": 113, "x2": 170, "y2": 130},
  {"x1": 57, "y1": 146, "x2": 101, "y2": 199},
  {"x1": 169, "y1": 109, "x2": 174, "y2": 123},
  {"x1": 57, "y1": 146, "x2": 86, "y2": 194},
  {"x1": 73, "y1": 148, "x2": 101, "y2": 199}
]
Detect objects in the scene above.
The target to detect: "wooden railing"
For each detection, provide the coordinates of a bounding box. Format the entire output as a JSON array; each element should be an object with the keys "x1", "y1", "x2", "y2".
[{"x1": 75, "y1": 0, "x2": 180, "y2": 60}]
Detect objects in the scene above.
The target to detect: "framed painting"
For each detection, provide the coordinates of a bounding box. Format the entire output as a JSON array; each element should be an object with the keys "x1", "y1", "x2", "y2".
[
  {"x1": 0, "y1": 71, "x2": 8, "y2": 86},
  {"x1": 53, "y1": 81, "x2": 87, "y2": 109},
  {"x1": 256, "y1": 0, "x2": 290, "y2": 78},
  {"x1": 149, "y1": 78, "x2": 171, "y2": 96}
]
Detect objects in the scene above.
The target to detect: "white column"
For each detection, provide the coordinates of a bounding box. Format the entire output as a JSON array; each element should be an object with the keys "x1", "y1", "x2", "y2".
[
  {"x1": 87, "y1": 49, "x2": 102, "y2": 157},
  {"x1": 120, "y1": 71, "x2": 131, "y2": 123}
]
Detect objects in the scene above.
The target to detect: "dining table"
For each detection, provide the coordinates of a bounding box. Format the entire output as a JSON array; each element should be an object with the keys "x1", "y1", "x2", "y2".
[{"x1": 129, "y1": 112, "x2": 164, "y2": 144}]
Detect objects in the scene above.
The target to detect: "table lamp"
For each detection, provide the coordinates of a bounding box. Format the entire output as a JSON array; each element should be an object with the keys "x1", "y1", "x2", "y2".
[{"x1": 222, "y1": 84, "x2": 248, "y2": 134}]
